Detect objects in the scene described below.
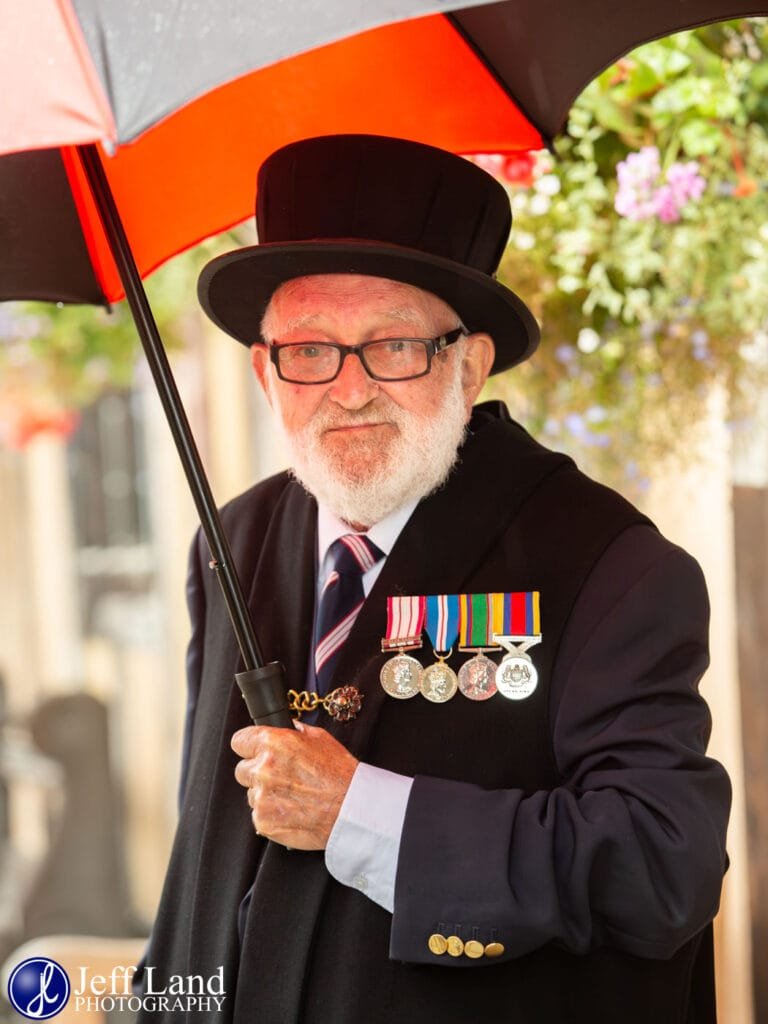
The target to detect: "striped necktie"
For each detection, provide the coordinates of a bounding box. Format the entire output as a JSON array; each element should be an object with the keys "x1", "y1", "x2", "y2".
[{"x1": 314, "y1": 534, "x2": 384, "y2": 695}]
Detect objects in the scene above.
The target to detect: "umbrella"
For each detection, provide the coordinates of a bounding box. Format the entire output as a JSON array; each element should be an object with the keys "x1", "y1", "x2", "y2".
[{"x1": 2, "y1": 0, "x2": 766, "y2": 723}]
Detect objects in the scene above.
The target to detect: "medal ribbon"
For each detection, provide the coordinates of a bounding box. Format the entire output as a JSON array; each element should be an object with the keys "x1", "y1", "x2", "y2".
[
  {"x1": 459, "y1": 593, "x2": 497, "y2": 648},
  {"x1": 425, "y1": 594, "x2": 460, "y2": 652},
  {"x1": 500, "y1": 591, "x2": 541, "y2": 635},
  {"x1": 385, "y1": 595, "x2": 426, "y2": 644},
  {"x1": 459, "y1": 592, "x2": 541, "y2": 647}
]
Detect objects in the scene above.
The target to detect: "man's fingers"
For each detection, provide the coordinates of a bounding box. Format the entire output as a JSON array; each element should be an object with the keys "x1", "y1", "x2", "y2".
[
  {"x1": 231, "y1": 724, "x2": 271, "y2": 758},
  {"x1": 234, "y1": 755, "x2": 270, "y2": 789},
  {"x1": 234, "y1": 758, "x2": 250, "y2": 788},
  {"x1": 231, "y1": 721, "x2": 321, "y2": 764},
  {"x1": 230, "y1": 721, "x2": 359, "y2": 850}
]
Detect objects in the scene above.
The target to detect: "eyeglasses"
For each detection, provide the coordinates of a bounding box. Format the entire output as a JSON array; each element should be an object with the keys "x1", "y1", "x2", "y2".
[{"x1": 266, "y1": 328, "x2": 465, "y2": 384}]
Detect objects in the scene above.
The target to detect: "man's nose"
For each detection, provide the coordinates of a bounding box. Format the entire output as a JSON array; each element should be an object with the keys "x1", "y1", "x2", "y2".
[{"x1": 327, "y1": 351, "x2": 379, "y2": 407}]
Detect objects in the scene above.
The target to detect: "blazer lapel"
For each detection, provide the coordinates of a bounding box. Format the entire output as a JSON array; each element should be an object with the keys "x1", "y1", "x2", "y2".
[{"x1": 245, "y1": 479, "x2": 318, "y2": 694}]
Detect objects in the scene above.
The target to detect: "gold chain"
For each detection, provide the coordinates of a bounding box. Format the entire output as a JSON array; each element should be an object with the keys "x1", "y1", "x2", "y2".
[
  {"x1": 286, "y1": 686, "x2": 363, "y2": 723},
  {"x1": 287, "y1": 689, "x2": 325, "y2": 717}
]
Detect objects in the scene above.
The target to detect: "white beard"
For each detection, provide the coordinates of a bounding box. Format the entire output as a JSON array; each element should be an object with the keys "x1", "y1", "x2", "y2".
[{"x1": 273, "y1": 360, "x2": 469, "y2": 527}]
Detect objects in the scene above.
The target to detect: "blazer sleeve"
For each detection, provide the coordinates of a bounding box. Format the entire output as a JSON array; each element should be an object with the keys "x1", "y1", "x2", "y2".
[
  {"x1": 178, "y1": 527, "x2": 208, "y2": 808},
  {"x1": 390, "y1": 525, "x2": 731, "y2": 964}
]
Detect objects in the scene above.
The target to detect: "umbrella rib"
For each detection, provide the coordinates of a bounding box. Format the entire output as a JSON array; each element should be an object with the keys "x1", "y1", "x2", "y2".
[{"x1": 443, "y1": 11, "x2": 555, "y2": 151}]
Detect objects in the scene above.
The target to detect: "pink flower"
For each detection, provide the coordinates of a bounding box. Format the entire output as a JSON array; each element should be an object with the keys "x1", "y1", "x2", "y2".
[
  {"x1": 666, "y1": 161, "x2": 706, "y2": 203},
  {"x1": 615, "y1": 147, "x2": 661, "y2": 221},
  {"x1": 653, "y1": 184, "x2": 682, "y2": 223},
  {"x1": 615, "y1": 149, "x2": 706, "y2": 222}
]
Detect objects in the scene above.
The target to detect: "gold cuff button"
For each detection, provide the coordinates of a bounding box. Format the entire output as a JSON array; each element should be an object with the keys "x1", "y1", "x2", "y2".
[
  {"x1": 428, "y1": 933, "x2": 448, "y2": 955},
  {"x1": 464, "y1": 939, "x2": 484, "y2": 959},
  {"x1": 446, "y1": 935, "x2": 464, "y2": 957},
  {"x1": 484, "y1": 941, "x2": 505, "y2": 958}
]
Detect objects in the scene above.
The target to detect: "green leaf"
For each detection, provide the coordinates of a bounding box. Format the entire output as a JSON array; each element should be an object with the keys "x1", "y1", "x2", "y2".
[
  {"x1": 678, "y1": 119, "x2": 724, "y2": 156},
  {"x1": 584, "y1": 93, "x2": 638, "y2": 135},
  {"x1": 621, "y1": 61, "x2": 663, "y2": 100},
  {"x1": 637, "y1": 40, "x2": 692, "y2": 80}
]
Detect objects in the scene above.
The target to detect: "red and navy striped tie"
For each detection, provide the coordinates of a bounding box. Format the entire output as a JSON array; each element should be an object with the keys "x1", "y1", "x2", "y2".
[{"x1": 313, "y1": 534, "x2": 384, "y2": 695}]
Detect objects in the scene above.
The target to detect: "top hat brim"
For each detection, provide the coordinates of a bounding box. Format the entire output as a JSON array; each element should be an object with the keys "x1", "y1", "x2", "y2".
[{"x1": 198, "y1": 241, "x2": 539, "y2": 375}]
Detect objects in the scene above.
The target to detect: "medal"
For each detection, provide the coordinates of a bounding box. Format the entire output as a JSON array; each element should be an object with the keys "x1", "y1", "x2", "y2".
[
  {"x1": 420, "y1": 655, "x2": 458, "y2": 703},
  {"x1": 380, "y1": 595, "x2": 426, "y2": 699},
  {"x1": 380, "y1": 654, "x2": 423, "y2": 699},
  {"x1": 457, "y1": 593, "x2": 499, "y2": 701},
  {"x1": 495, "y1": 647, "x2": 538, "y2": 699},
  {"x1": 457, "y1": 652, "x2": 498, "y2": 700},
  {"x1": 492, "y1": 591, "x2": 542, "y2": 701},
  {"x1": 421, "y1": 595, "x2": 459, "y2": 703}
]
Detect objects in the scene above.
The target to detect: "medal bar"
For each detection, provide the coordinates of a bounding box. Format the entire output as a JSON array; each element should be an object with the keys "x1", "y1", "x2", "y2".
[
  {"x1": 379, "y1": 595, "x2": 426, "y2": 699},
  {"x1": 421, "y1": 594, "x2": 460, "y2": 703},
  {"x1": 491, "y1": 590, "x2": 541, "y2": 700},
  {"x1": 378, "y1": 591, "x2": 543, "y2": 705},
  {"x1": 456, "y1": 592, "x2": 499, "y2": 701}
]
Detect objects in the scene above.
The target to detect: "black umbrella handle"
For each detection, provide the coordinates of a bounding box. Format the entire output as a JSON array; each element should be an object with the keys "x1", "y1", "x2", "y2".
[{"x1": 77, "y1": 143, "x2": 293, "y2": 729}]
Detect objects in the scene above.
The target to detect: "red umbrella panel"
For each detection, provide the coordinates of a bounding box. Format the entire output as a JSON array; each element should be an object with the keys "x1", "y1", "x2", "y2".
[{"x1": 1, "y1": 15, "x2": 541, "y2": 307}]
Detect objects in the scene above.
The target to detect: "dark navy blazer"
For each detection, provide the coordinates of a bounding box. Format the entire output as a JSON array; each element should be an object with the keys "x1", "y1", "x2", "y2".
[{"x1": 141, "y1": 403, "x2": 731, "y2": 1024}]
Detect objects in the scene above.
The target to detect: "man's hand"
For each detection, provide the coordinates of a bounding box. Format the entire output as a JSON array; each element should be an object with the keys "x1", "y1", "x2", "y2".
[{"x1": 231, "y1": 721, "x2": 359, "y2": 850}]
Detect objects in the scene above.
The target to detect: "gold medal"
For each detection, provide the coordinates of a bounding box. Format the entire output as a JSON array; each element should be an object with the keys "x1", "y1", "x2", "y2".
[
  {"x1": 420, "y1": 653, "x2": 458, "y2": 703},
  {"x1": 421, "y1": 596, "x2": 460, "y2": 703}
]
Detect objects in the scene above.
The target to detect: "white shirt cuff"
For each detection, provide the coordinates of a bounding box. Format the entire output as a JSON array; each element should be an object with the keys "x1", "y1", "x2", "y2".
[{"x1": 325, "y1": 762, "x2": 413, "y2": 913}]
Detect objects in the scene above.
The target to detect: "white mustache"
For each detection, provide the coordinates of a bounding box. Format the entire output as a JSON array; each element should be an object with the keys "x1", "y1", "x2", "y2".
[{"x1": 310, "y1": 399, "x2": 403, "y2": 434}]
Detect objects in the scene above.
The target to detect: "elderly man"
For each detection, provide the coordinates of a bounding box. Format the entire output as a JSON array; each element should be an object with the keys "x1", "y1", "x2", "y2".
[{"x1": 140, "y1": 135, "x2": 730, "y2": 1024}]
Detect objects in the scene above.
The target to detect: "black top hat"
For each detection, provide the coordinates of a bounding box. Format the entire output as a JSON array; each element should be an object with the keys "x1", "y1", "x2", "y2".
[{"x1": 198, "y1": 134, "x2": 539, "y2": 374}]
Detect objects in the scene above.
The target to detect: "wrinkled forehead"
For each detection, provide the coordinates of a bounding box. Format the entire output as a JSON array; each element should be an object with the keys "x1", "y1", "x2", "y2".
[{"x1": 261, "y1": 273, "x2": 461, "y2": 338}]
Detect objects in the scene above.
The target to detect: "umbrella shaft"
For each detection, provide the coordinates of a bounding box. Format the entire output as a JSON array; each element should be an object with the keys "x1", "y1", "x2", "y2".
[{"x1": 76, "y1": 144, "x2": 264, "y2": 673}]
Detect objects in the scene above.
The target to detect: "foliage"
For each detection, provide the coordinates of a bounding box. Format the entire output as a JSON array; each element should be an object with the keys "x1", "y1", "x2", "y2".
[{"x1": 485, "y1": 19, "x2": 768, "y2": 490}]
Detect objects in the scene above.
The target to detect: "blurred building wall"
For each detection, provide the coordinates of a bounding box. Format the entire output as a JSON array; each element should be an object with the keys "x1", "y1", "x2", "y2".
[{"x1": 643, "y1": 390, "x2": 754, "y2": 1024}]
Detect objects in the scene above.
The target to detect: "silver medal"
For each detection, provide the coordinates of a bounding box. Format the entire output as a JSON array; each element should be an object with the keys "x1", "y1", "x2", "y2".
[
  {"x1": 495, "y1": 652, "x2": 538, "y2": 700},
  {"x1": 420, "y1": 661, "x2": 458, "y2": 703},
  {"x1": 457, "y1": 653, "x2": 498, "y2": 701},
  {"x1": 380, "y1": 653, "x2": 422, "y2": 699}
]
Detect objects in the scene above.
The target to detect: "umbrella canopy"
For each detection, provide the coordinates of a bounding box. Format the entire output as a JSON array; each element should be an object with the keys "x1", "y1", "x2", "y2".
[{"x1": 3, "y1": 0, "x2": 768, "y2": 307}]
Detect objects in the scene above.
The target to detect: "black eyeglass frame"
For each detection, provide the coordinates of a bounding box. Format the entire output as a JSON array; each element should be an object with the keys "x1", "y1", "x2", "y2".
[{"x1": 265, "y1": 327, "x2": 465, "y2": 384}]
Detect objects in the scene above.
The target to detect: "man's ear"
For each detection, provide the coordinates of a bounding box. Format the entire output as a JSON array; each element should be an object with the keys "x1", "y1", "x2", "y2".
[
  {"x1": 250, "y1": 344, "x2": 272, "y2": 405},
  {"x1": 460, "y1": 333, "x2": 496, "y2": 408}
]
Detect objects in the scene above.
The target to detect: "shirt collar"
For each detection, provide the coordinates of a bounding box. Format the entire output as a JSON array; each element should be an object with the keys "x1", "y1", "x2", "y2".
[{"x1": 317, "y1": 500, "x2": 418, "y2": 569}]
